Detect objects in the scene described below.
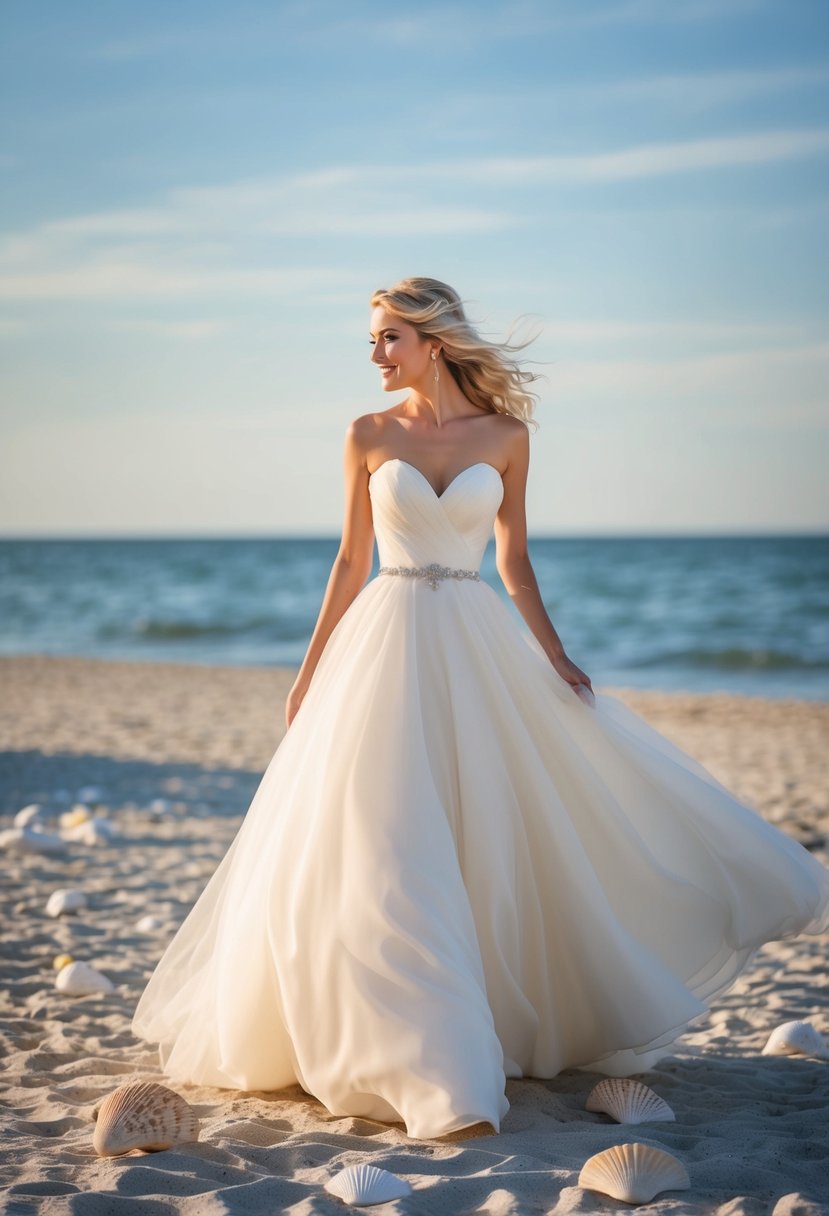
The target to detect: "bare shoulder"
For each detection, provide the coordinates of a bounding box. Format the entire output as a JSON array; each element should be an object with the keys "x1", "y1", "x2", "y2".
[
  {"x1": 345, "y1": 408, "x2": 399, "y2": 461},
  {"x1": 490, "y1": 413, "x2": 529, "y2": 472}
]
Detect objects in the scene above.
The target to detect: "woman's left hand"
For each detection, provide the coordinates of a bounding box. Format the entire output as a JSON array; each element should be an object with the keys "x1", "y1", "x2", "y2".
[{"x1": 550, "y1": 650, "x2": 593, "y2": 695}]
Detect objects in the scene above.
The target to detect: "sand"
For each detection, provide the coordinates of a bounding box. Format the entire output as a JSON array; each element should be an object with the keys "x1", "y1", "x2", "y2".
[{"x1": 1, "y1": 654, "x2": 828, "y2": 1215}]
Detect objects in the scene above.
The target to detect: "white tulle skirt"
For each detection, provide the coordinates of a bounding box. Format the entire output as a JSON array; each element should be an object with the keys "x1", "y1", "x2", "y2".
[{"x1": 131, "y1": 573, "x2": 829, "y2": 1138}]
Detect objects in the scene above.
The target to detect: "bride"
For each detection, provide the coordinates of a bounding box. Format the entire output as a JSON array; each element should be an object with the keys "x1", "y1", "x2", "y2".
[{"x1": 132, "y1": 276, "x2": 829, "y2": 1140}]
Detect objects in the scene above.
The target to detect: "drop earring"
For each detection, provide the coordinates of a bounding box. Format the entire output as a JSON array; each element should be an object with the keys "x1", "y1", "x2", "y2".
[{"x1": 432, "y1": 350, "x2": 440, "y2": 384}]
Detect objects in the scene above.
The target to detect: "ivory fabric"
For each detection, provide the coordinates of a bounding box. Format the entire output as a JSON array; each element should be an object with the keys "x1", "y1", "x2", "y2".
[{"x1": 131, "y1": 458, "x2": 829, "y2": 1139}]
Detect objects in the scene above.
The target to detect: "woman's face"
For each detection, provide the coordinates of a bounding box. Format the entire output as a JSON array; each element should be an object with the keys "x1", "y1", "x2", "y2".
[{"x1": 369, "y1": 306, "x2": 434, "y2": 392}]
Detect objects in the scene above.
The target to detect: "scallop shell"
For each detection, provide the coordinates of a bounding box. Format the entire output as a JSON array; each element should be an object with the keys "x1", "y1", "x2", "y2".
[
  {"x1": 92, "y1": 1080, "x2": 200, "y2": 1156},
  {"x1": 579, "y1": 1142, "x2": 690, "y2": 1204},
  {"x1": 585, "y1": 1078, "x2": 675, "y2": 1124},
  {"x1": 324, "y1": 1163, "x2": 413, "y2": 1206},
  {"x1": 761, "y1": 1020, "x2": 829, "y2": 1060},
  {"x1": 55, "y1": 960, "x2": 114, "y2": 996},
  {"x1": 46, "y1": 888, "x2": 88, "y2": 917}
]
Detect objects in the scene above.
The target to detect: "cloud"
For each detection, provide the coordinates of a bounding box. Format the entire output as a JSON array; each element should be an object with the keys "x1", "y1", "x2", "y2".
[{"x1": 2, "y1": 125, "x2": 826, "y2": 305}]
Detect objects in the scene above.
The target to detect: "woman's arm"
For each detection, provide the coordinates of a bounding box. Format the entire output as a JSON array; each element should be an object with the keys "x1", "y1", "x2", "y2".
[
  {"x1": 285, "y1": 421, "x2": 376, "y2": 728},
  {"x1": 494, "y1": 425, "x2": 593, "y2": 694}
]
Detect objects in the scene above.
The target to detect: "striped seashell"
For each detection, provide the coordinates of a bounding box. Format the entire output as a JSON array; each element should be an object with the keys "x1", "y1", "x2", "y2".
[
  {"x1": 324, "y1": 1163, "x2": 413, "y2": 1206},
  {"x1": 579, "y1": 1142, "x2": 690, "y2": 1204},
  {"x1": 46, "y1": 888, "x2": 88, "y2": 917},
  {"x1": 585, "y1": 1077, "x2": 675, "y2": 1124},
  {"x1": 55, "y1": 960, "x2": 114, "y2": 996},
  {"x1": 761, "y1": 1020, "x2": 829, "y2": 1060},
  {"x1": 93, "y1": 1080, "x2": 200, "y2": 1156}
]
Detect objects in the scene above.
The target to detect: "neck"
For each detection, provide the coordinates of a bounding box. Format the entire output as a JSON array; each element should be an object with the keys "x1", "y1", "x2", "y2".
[{"x1": 403, "y1": 373, "x2": 479, "y2": 429}]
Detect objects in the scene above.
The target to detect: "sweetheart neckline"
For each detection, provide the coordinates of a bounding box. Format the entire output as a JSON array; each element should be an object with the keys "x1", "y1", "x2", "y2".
[{"x1": 369, "y1": 458, "x2": 502, "y2": 501}]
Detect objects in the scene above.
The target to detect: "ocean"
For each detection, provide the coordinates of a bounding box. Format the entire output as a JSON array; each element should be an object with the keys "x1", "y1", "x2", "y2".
[{"x1": 1, "y1": 535, "x2": 827, "y2": 701}]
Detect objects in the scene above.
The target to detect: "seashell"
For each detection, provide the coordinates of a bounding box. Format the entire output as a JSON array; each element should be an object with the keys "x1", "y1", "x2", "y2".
[
  {"x1": 585, "y1": 1077, "x2": 675, "y2": 1124},
  {"x1": 92, "y1": 1080, "x2": 200, "y2": 1156},
  {"x1": 60, "y1": 816, "x2": 117, "y2": 846},
  {"x1": 761, "y1": 1020, "x2": 829, "y2": 1060},
  {"x1": 135, "y1": 914, "x2": 164, "y2": 932},
  {"x1": 579, "y1": 1142, "x2": 690, "y2": 1204},
  {"x1": 46, "y1": 888, "x2": 88, "y2": 917},
  {"x1": 59, "y1": 805, "x2": 91, "y2": 829},
  {"x1": 53, "y1": 953, "x2": 74, "y2": 970},
  {"x1": 14, "y1": 803, "x2": 45, "y2": 828},
  {"x1": 77, "y1": 785, "x2": 105, "y2": 805},
  {"x1": 324, "y1": 1163, "x2": 413, "y2": 1206},
  {"x1": 0, "y1": 826, "x2": 68, "y2": 855},
  {"x1": 55, "y1": 960, "x2": 114, "y2": 996},
  {"x1": 148, "y1": 797, "x2": 172, "y2": 817}
]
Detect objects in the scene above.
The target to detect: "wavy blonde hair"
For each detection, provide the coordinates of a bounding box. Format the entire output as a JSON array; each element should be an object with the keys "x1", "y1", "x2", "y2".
[{"x1": 370, "y1": 277, "x2": 543, "y2": 431}]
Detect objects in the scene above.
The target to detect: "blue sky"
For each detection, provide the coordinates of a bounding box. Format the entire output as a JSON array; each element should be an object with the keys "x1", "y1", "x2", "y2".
[{"x1": 1, "y1": 0, "x2": 827, "y2": 536}]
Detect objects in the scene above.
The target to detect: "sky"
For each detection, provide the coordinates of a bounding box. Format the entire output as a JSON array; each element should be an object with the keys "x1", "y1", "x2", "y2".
[{"x1": 1, "y1": 0, "x2": 828, "y2": 537}]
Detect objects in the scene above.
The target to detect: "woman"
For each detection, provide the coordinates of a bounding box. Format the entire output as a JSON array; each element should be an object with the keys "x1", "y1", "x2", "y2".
[{"x1": 132, "y1": 277, "x2": 829, "y2": 1141}]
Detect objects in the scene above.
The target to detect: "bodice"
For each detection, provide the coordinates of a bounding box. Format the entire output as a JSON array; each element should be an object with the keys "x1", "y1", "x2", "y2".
[{"x1": 368, "y1": 459, "x2": 504, "y2": 573}]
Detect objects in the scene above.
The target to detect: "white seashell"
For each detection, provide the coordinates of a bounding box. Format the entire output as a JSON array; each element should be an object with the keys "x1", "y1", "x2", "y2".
[
  {"x1": 585, "y1": 1078, "x2": 675, "y2": 1124},
  {"x1": 59, "y1": 805, "x2": 91, "y2": 829},
  {"x1": 135, "y1": 914, "x2": 164, "y2": 932},
  {"x1": 55, "y1": 960, "x2": 114, "y2": 996},
  {"x1": 0, "y1": 826, "x2": 68, "y2": 854},
  {"x1": 78, "y1": 785, "x2": 105, "y2": 805},
  {"x1": 579, "y1": 1142, "x2": 690, "y2": 1204},
  {"x1": 761, "y1": 1020, "x2": 829, "y2": 1060},
  {"x1": 148, "y1": 798, "x2": 172, "y2": 817},
  {"x1": 14, "y1": 803, "x2": 45, "y2": 828},
  {"x1": 92, "y1": 1080, "x2": 200, "y2": 1156},
  {"x1": 324, "y1": 1163, "x2": 413, "y2": 1206},
  {"x1": 46, "y1": 888, "x2": 88, "y2": 917},
  {"x1": 60, "y1": 816, "x2": 117, "y2": 846}
]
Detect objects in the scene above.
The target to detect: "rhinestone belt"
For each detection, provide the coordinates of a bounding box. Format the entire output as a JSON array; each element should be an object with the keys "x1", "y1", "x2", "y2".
[{"x1": 378, "y1": 561, "x2": 481, "y2": 590}]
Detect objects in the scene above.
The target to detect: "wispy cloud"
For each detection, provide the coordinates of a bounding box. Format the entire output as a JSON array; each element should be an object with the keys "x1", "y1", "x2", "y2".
[{"x1": 1, "y1": 125, "x2": 826, "y2": 305}]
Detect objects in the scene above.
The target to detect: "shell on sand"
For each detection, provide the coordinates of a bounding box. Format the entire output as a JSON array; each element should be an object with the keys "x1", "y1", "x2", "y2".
[
  {"x1": 135, "y1": 914, "x2": 164, "y2": 932},
  {"x1": 585, "y1": 1078, "x2": 675, "y2": 1124},
  {"x1": 92, "y1": 1080, "x2": 200, "y2": 1156},
  {"x1": 60, "y1": 816, "x2": 117, "y2": 846},
  {"x1": 324, "y1": 1163, "x2": 413, "y2": 1206},
  {"x1": 14, "y1": 803, "x2": 45, "y2": 828},
  {"x1": 0, "y1": 826, "x2": 68, "y2": 855},
  {"x1": 55, "y1": 960, "x2": 114, "y2": 996},
  {"x1": 59, "y1": 805, "x2": 91, "y2": 829},
  {"x1": 761, "y1": 1020, "x2": 829, "y2": 1060},
  {"x1": 46, "y1": 888, "x2": 88, "y2": 917},
  {"x1": 579, "y1": 1142, "x2": 690, "y2": 1204}
]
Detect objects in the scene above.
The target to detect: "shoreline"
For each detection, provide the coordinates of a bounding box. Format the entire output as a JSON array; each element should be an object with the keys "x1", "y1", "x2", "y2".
[{"x1": 1, "y1": 655, "x2": 828, "y2": 1211}]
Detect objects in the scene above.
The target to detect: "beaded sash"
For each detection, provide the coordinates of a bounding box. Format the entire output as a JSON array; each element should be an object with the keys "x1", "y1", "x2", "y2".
[{"x1": 378, "y1": 561, "x2": 481, "y2": 590}]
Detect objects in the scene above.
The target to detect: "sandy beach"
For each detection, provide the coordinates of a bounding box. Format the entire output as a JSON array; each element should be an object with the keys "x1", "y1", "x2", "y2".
[{"x1": 1, "y1": 654, "x2": 828, "y2": 1215}]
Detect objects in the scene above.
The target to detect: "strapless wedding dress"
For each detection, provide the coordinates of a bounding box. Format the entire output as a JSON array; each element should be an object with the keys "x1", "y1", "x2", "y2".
[{"x1": 131, "y1": 458, "x2": 829, "y2": 1139}]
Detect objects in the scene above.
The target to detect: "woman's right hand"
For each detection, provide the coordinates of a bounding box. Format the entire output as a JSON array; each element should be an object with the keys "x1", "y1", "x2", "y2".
[{"x1": 285, "y1": 674, "x2": 312, "y2": 731}]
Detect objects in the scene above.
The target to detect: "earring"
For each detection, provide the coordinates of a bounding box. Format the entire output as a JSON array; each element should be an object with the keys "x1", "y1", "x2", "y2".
[{"x1": 432, "y1": 351, "x2": 440, "y2": 383}]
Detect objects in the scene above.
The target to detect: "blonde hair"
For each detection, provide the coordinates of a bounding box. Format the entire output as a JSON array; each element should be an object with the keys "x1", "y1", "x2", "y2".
[{"x1": 370, "y1": 277, "x2": 542, "y2": 431}]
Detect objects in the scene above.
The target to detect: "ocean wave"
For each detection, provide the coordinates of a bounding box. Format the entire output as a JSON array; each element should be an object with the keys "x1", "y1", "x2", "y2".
[{"x1": 635, "y1": 646, "x2": 829, "y2": 672}]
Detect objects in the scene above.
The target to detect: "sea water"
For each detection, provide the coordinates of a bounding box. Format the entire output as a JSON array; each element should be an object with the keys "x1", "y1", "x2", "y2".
[{"x1": 1, "y1": 535, "x2": 826, "y2": 700}]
